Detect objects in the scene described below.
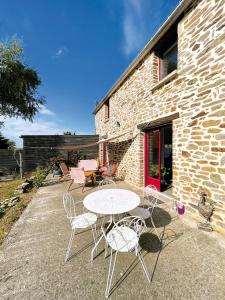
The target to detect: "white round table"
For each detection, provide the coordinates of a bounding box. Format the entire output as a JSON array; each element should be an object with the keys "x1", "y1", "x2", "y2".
[
  {"x1": 83, "y1": 188, "x2": 140, "y2": 261},
  {"x1": 83, "y1": 188, "x2": 140, "y2": 215}
]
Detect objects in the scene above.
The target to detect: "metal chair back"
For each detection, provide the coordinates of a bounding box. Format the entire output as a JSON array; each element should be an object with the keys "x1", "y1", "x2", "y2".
[
  {"x1": 114, "y1": 216, "x2": 146, "y2": 240},
  {"x1": 63, "y1": 192, "x2": 76, "y2": 220},
  {"x1": 144, "y1": 185, "x2": 159, "y2": 210}
]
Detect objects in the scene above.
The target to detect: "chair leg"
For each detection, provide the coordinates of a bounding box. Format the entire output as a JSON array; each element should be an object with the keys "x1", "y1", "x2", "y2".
[
  {"x1": 92, "y1": 174, "x2": 96, "y2": 186},
  {"x1": 150, "y1": 214, "x2": 160, "y2": 241},
  {"x1": 97, "y1": 177, "x2": 106, "y2": 189},
  {"x1": 137, "y1": 251, "x2": 151, "y2": 283},
  {"x1": 104, "y1": 241, "x2": 108, "y2": 258},
  {"x1": 105, "y1": 249, "x2": 118, "y2": 298},
  {"x1": 67, "y1": 179, "x2": 73, "y2": 191},
  {"x1": 91, "y1": 224, "x2": 97, "y2": 247},
  {"x1": 65, "y1": 229, "x2": 75, "y2": 262},
  {"x1": 91, "y1": 233, "x2": 104, "y2": 262},
  {"x1": 82, "y1": 180, "x2": 86, "y2": 193}
]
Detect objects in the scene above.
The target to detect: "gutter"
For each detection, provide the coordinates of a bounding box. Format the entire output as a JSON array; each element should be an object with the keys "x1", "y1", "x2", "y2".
[{"x1": 93, "y1": 0, "x2": 194, "y2": 115}]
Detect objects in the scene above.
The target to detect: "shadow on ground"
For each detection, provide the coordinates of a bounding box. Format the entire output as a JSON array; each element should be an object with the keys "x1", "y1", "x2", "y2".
[
  {"x1": 145, "y1": 207, "x2": 171, "y2": 228},
  {"x1": 139, "y1": 233, "x2": 162, "y2": 253}
]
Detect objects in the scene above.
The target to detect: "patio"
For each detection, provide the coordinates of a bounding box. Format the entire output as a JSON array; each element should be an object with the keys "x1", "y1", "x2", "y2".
[{"x1": 1, "y1": 180, "x2": 225, "y2": 299}]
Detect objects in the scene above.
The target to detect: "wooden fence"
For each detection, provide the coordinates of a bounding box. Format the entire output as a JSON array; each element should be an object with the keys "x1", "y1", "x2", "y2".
[
  {"x1": 0, "y1": 149, "x2": 19, "y2": 173},
  {"x1": 21, "y1": 135, "x2": 99, "y2": 172}
]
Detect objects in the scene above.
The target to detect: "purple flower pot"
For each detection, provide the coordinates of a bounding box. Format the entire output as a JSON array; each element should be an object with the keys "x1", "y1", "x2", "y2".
[{"x1": 176, "y1": 202, "x2": 185, "y2": 215}]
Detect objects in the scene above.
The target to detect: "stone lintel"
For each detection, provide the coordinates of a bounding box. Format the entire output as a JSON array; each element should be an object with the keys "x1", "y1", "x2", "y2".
[{"x1": 137, "y1": 112, "x2": 180, "y2": 130}]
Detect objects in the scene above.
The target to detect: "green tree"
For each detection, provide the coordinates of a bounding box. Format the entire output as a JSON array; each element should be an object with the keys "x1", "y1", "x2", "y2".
[
  {"x1": 0, "y1": 38, "x2": 44, "y2": 121},
  {"x1": 63, "y1": 131, "x2": 76, "y2": 135},
  {"x1": 0, "y1": 132, "x2": 15, "y2": 149}
]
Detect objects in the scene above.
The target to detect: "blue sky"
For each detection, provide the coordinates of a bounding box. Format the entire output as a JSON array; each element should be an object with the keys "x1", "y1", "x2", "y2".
[{"x1": 0, "y1": 0, "x2": 180, "y2": 146}]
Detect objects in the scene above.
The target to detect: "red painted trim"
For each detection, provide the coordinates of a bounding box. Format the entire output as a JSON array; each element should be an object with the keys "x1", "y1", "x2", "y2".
[
  {"x1": 144, "y1": 130, "x2": 161, "y2": 191},
  {"x1": 158, "y1": 129, "x2": 161, "y2": 185},
  {"x1": 103, "y1": 143, "x2": 107, "y2": 166},
  {"x1": 144, "y1": 132, "x2": 148, "y2": 186}
]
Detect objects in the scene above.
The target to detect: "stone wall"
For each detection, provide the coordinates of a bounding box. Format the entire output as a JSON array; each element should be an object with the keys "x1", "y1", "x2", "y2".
[{"x1": 95, "y1": 0, "x2": 225, "y2": 233}]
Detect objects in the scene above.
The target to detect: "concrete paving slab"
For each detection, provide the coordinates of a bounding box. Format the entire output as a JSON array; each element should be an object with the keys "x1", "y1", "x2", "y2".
[{"x1": 0, "y1": 180, "x2": 225, "y2": 300}]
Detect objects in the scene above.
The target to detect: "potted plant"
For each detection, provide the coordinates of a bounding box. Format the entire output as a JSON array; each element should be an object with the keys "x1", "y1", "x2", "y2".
[{"x1": 161, "y1": 166, "x2": 171, "y2": 185}]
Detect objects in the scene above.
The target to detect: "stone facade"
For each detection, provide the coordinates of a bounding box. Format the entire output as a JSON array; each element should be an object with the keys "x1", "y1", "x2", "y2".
[{"x1": 95, "y1": 0, "x2": 225, "y2": 233}]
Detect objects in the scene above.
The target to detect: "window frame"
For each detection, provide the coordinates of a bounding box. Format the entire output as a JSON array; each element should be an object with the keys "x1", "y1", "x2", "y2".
[
  {"x1": 104, "y1": 100, "x2": 110, "y2": 121},
  {"x1": 158, "y1": 41, "x2": 178, "y2": 81}
]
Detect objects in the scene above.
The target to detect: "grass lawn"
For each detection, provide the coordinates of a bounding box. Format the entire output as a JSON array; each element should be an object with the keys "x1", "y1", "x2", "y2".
[
  {"x1": 0, "y1": 179, "x2": 36, "y2": 244},
  {"x1": 0, "y1": 179, "x2": 23, "y2": 202}
]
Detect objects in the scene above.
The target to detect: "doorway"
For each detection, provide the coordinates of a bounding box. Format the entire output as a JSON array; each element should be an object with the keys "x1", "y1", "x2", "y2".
[{"x1": 145, "y1": 124, "x2": 172, "y2": 191}]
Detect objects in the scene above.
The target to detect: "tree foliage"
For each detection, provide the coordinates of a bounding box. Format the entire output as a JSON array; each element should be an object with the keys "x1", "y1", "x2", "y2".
[
  {"x1": 63, "y1": 131, "x2": 76, "y2": 135},
  {"x1": 0, "y1": 38, "x2": 44, "y2": 121},
  {"x1": 0, "y1": 132, "x2": 15, "y2": 149}
]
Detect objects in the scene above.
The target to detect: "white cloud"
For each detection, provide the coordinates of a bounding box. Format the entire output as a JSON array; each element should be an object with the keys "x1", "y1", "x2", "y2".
[
  {"x1": 122, "y1": 0, "x2": 145, "y2": 56},
  {"x1": 0, "y1": 116, "x2": 72, "y2": 147},
  {"x1": 39, "y1": 105, "x2": 55, "y2": 116},
  {"x1": 54, "y1": 46, "x2": 68, "y2": 58},
  {"x1": 56, "y1": 49, "x2": 63, "y2": 56}
]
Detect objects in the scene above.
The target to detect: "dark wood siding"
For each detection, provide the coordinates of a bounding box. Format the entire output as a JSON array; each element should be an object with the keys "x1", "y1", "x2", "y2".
[
  {"x1": 21, "y1": 135, "x2": 99, "y2": 172},
  {"x1": 0, "y1": 150, "x2": 18, "y2": 172}
]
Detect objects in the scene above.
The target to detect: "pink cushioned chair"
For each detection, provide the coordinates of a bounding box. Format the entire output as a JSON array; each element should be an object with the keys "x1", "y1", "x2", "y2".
[
  {"x1": 67, "y1": 168, "x2": 93, "y2": 193},
  {"x1": 78, "y1": 159, "x2": 98, "y2": 171}
]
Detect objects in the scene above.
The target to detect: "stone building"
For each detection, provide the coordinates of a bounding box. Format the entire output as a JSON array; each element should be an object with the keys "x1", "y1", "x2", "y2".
[{"x1": 94, "y1": 0, "x2": 225, "y2": 233}]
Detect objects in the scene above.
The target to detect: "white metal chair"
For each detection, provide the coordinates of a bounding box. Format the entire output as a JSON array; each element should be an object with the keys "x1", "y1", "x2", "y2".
[
  {"x1": 63, "y1": 192, "x2": 97, "y2": 262},
  {"x1": 129, "y1": 185, "x2": 160, "y2": 240},
  {"x1": 103, "y1": 216, "x2": 150, "y2": 298}
]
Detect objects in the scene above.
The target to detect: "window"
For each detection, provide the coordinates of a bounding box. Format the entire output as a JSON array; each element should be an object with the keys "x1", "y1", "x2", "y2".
[
  {"x1": 105, "y1": 100, "x2": 109, "y2": 121},
  {"x1": 154, "y1": 22, "x2": 178, "y2": 81},
  {"x1": 159, "y1": 43, "x2": 177, "y2": 80}
]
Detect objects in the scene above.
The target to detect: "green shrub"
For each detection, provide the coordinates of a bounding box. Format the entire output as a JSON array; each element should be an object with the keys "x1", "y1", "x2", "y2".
[{"x1": 32, "y1": 167, "x2": 49, "y2": 188}]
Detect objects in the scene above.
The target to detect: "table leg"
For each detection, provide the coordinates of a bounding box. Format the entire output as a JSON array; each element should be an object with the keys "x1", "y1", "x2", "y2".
[{"x1": 91, "y1": 215, "x2": 114, "y2": 262}]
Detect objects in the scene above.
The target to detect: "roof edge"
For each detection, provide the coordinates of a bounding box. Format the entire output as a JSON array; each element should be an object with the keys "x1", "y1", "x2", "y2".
[
  {"x1": 20, "y1": 134, "x2": 99, "y2": 138},
  {"x1": 93, "y1": 0, "x2": 194, "y2": 115}
]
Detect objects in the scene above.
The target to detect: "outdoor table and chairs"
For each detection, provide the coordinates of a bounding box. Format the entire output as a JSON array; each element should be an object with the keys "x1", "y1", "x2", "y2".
[
  {"x1": 63, "y1": 187, "x2": 152, "y2": 297},
  {"x1": 64, "y1": 158, "x2": 120, "y2": 192},
  {"x1": 83, "y1": 188, "x2": 151, "y2": 297},
  {"x1": 83, "y1": 188, "x2": 140, "y2": 261}
]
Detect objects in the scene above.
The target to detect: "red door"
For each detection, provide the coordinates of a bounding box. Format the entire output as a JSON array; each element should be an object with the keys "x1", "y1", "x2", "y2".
[
  {"x1": 103, "y1": 143, "x2": 107, "y2": 166},
  {"x1": 145, "y1": 130, "x2": 161, "y2": 191}
]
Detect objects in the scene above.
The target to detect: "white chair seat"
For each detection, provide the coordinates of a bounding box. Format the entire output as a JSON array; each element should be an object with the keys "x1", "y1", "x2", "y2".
[
  {"x1": 129, "y1": 207, "x2": 150, "y2": 220},
  {"x1": 106, "y1": 227, "x2": 138, "y2": 252},
  {"x1": 71, "y1": 213, "x2": 97, "y2": 229}
]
